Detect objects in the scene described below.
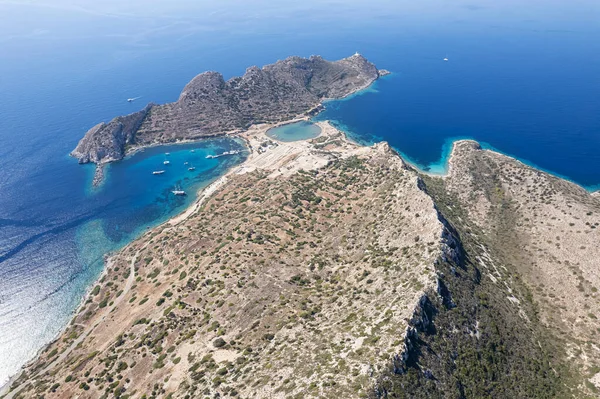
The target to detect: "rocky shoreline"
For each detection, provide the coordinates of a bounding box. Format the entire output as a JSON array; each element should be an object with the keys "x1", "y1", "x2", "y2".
[{"x1": 91, "y1": 165, "x2": 104, "y2": 187}]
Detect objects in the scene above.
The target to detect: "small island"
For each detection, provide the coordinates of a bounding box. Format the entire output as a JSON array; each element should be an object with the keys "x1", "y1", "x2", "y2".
[{"x1": 71, "y1": 54, "x2": 386, "y2": 184}]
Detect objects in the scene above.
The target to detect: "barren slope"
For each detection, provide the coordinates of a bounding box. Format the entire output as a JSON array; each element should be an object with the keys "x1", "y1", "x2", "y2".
[
  {"x1": 7, "y1": 125, "x2": 446, "y2": 399},
  {"x1": 8, "y1": 135, "x2": 598, "y2": 399}
]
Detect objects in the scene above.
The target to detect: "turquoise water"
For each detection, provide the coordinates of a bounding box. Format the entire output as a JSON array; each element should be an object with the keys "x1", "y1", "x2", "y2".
[
  {"x1": 1, "y1": 0, "x2": 600, "y2": 385},
  {"x1": 0, "y1": 136, "x2": 245, "y2": 385},
  {"x1": 266, "y1": 121, "x2": 322, "y2": 142}
]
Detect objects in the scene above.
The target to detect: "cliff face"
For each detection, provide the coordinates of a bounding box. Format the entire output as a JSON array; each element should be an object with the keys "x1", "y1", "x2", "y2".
[
  {"x1": 71, "y1": 54, "x2": 381, "y2": 164},
  {"x1": 373, "y1": 141, "x2": 600, "y2": 398},
  {"x1": 71, "y1": 105, "x2": 151, "y2": 164}
]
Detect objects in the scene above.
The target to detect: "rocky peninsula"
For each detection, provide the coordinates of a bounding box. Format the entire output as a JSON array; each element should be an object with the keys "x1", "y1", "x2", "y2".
[
  {"x1": 5, "y1": 118, "x2": 600, "y2": 398},
  {"x1": 4, "y1": 55, "x2": 600, "y2": 398},
  {"x1": 71, "y1": 54, "x2": 382, "y2": 169}
]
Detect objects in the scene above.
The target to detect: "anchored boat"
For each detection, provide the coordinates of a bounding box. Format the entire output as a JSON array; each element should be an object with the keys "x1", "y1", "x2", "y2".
[
  {"x1": 171, "y1": 184, "x2": 186, "y2": 196},
  {"x1": 205, "y1": 149, "x2": 241, "y2": 159}
]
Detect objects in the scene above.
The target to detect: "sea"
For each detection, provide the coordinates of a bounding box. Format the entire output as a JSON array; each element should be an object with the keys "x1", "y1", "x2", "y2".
[{"x1": 1, "y1": 0, "x2": 599, "y2": 386}]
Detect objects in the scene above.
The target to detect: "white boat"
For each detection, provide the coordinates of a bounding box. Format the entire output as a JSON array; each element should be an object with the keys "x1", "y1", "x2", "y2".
[
  {"x1": 443, "y1": 55, "x2": 449, "y2": 61},
  {"x1": 206, "y1": 150, "x2": 240, "y2": 159},
  {"x1": 184, "y1": 162, "x2": 189, "y2": 165},
  {"x1": 163, "y1": 160, "x2": 170, "y2": 165},
  {"x1": 188, "y1": 165, "x2": 196, "y2": 171},
  {"x1": 171, "y1": 185, "x2": 186, "y2": 196},
  {"x1": 127, "y1": 96, "x2": 141, "y2": 102},
  {"x1": 152, "y1": 170, "x2": 165, "y2": 175},
  {"x1": 190, "y1": 150, "x2": 195, "y2": 153},
  {"x1": 165, "y1": 152, "x2": 170, "y2": 155}
]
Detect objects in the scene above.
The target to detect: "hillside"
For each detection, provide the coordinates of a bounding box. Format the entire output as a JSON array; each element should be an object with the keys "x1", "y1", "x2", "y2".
[
  {"x1": 376, "y1": 141, "x2": 600, "y2": 398},
  {"x1": 7, "y1": 123, "x2": 448, "y2": 398},
  {"x1": 5, "y1": 134, "x2": 599, "y2": 398}
]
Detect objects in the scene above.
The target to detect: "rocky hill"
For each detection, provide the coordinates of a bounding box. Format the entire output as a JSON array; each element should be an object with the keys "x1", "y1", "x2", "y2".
[
  {"x1": 4, "y1": 129, "x2": 600, "y2": 398},
  {"x1": 7, "y1": 123, "x2": 448, "y2": 398},
  {"x1": 71, "y1": 54, "x2": 382, "y2": 165},
  {"x1": 375, "y1": 141, "x2": 600, "y2": 398}
]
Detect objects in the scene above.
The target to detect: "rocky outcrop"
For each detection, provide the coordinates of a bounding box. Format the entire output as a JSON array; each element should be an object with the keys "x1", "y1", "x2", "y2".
[
  {"x1": 71, "y1": 104, "x2": 152, "y2": 164},
  {"x1": 71, "y1": 54, "x2": 382, "y2": 164},
  {"x1": 373, "y1": 140, "x2": 600, "y2": 398}
]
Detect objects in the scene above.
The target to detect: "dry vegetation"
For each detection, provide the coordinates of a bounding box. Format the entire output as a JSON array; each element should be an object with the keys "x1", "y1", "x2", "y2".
[
  {"x1": 6, "y1": 133, "x2": 599, "y2": 399},
  {"x1": 6, "y1": 124, "x2": 446, "y2": 399},
  {"x1": 437, "y1": 140, "x2": 600, "y2": 396}
]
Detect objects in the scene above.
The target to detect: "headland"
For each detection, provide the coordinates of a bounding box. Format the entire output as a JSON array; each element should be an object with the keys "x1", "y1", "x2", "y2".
[
  {"x1": 71, "y1": 54, "x2": 385, "y2": 186},
  {"x1": 4, "y1": 54, "x2": 600, "y2": 399},
  {"x1": 5, "y1": 116, "x2": 600, "y2": 397}
]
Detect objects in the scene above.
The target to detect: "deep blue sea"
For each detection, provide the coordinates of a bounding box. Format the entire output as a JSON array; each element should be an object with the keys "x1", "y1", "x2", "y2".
[{"x1": 1, "y1": 0, "x2": 599, "y2": 385}]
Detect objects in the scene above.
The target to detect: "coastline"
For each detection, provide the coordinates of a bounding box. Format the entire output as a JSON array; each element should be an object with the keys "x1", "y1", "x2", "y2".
[
  {"x1": 5, "y1": 62, "x2": 599, "y2": 394},
  {"x1": 1, "y1": 142, "x2": 247, "y2": 395},
  {"x1": 87, "y1": 90, "x2": 363, "y2": 188},
  {"x1": 0, "y1": 114, "x2": 347, "y2": 396},
  {"x1": 120, "y1": 75, "x2": 380, "y2": 165},
  {"x1": 0, "y1": 253, "x2": 116, "y2": 395},
  {"x1": 327, "y1": 119, "x2": 600, "y2": 194},
  {"x1": 441, "y1": 139, "x2": 600, "y2": 196},
  {"x1": 73, "y1": 53, "x2": 384, "y2": 185},
  {"x1": 1, "y1": 166, "x2": 232, "y2": 396},
  {"x1": 0, "y1": 118, "x2": 345, "y2": 395},
  {"x1": 4, "y1": 117, "x2": 599, "y2": 397}
]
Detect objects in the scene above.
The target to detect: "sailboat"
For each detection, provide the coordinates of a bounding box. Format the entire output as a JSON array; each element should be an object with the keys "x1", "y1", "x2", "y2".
[
  {"x1": 443, "y1": 55, "x2": 449, "y2": 62},
  {"x1": 188, "y1": 163, "x2": 196, "y2": 171}
]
